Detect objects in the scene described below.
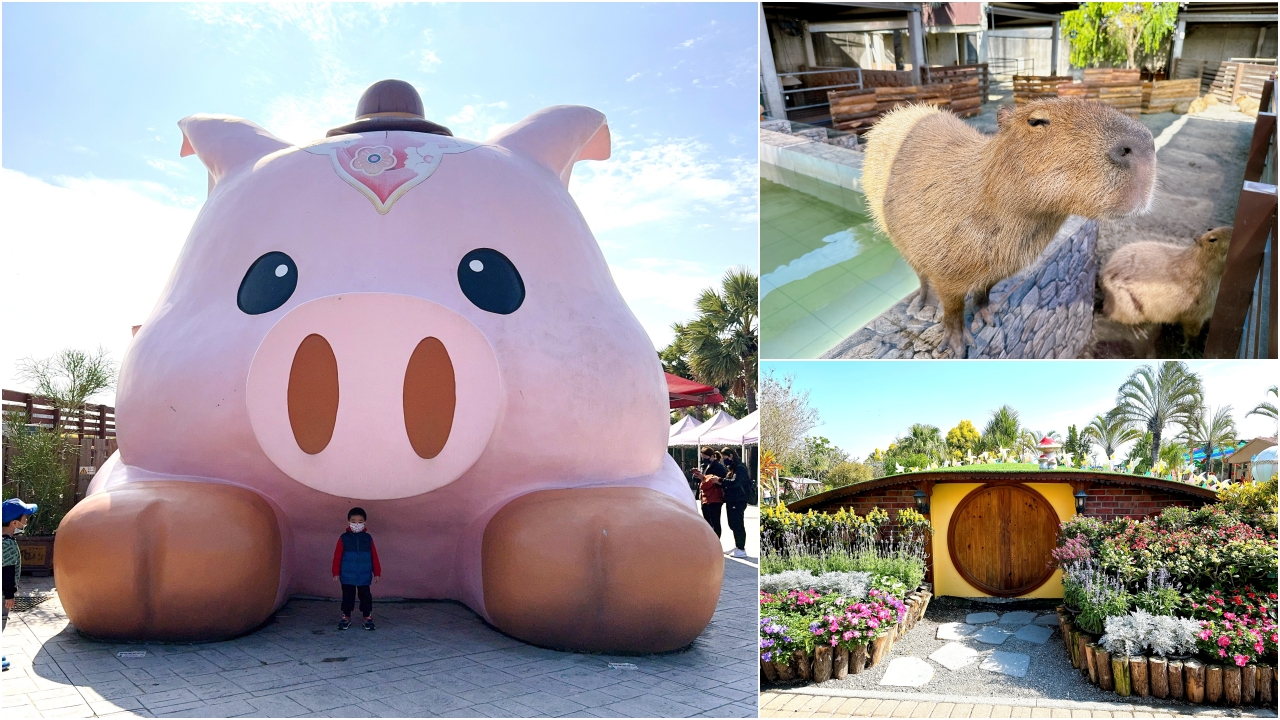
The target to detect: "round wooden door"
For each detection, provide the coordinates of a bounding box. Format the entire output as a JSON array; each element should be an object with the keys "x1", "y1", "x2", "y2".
[{"x1": 947, "y1": 484, "x2": 1058, "y2": 596}]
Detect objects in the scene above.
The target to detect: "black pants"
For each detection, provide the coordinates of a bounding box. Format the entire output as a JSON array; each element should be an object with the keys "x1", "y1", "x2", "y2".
[
  {"x1": 726, "y1": 501, "x2": 748, "y2": 551},
  {"x1": 341, "y1": 584, "x2": 372, "y2": 618},
  {"x1": 701, "y1": 502, "x2": 723, "y2": 537}
]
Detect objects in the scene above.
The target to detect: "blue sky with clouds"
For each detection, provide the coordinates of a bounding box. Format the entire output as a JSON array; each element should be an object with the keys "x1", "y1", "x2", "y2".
[
  {"x1": 762, "y1": 360, "x2": 1279, "y2": 463},
  {"x1": 1, "y1": 2, "x2": 758, "y2": 395}
]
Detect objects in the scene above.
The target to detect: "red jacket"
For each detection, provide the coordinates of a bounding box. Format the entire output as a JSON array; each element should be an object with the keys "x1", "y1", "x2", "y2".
[{"x1": 332, "y1": 537, "x2": 382, "y2": 578}]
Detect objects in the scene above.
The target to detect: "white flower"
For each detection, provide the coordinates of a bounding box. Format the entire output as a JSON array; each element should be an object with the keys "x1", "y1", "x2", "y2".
[
  {"x1": 351, "y1": 146, "x2": 397, "y2": 176},
  {"x1": 403, "y1": 145, "x2": 438, "y2": 172}
]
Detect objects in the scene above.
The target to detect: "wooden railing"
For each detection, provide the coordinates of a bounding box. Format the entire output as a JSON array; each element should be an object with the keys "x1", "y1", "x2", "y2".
[
  {"x1": 1205, "y1": 78, "x2": 1278, "y2": 359},
  {"x1": 1, "y1": 389, "x2": 115, "y2": 438}
]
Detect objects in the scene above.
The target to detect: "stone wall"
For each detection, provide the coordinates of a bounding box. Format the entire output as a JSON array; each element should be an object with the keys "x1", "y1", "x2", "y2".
[{"x1": 823, "y1": 215, "x2": 1099, "y2": 359}]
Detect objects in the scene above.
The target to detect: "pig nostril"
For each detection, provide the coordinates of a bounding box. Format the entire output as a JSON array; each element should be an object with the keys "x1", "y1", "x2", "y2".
[
  {"x1": 288, "y1": 334, "x2": 340, "y2": 455},
  {"x1": 403, "y1": 337, "x2": 456, "y2": 459}
]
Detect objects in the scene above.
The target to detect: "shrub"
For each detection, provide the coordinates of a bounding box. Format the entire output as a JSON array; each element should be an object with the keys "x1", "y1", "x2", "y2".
[
  {"x1": 2, "y1": 411, "x2": 74, "y2": 536},
  {"x1": 1217, "y1": 477, "x2": 1278, "y2": 534}
]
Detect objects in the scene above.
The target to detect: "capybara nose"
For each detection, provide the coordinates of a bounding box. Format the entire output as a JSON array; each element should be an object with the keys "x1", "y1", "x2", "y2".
[
  {"x1": 246, "y1": 293, "x2": 502, "y2": 500},
  {"x1": 1108, "y1": 130, "x2": 1154, "y2": 167}
]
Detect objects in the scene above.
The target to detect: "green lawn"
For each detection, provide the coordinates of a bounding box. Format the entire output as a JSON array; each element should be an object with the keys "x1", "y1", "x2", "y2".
[{"x1": 886, "y1": 462, "x2": 1143, "y2": 477}]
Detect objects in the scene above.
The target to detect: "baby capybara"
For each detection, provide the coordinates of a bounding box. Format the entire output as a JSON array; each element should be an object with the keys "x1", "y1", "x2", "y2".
[
  {"x1": 1101, "y1": 226, "x2": 1232, "y2": 338},
  {"x1": 863, "y1": 98, "x2": 1157, "y2": 357}
]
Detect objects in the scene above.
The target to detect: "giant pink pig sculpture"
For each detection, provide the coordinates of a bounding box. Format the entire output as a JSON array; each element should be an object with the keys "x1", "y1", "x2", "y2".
[{"x1": 54, "y1": 80, "x2": 724, "y2": 651}]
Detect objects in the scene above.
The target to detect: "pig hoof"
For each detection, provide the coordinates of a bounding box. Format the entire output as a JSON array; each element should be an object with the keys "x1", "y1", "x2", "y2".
[
  {"x1": 55, "y1": 481, "x2": 282, "y2": 641},
  {"x1": 481, "y1": 487, "x2": 723, "y2": 652}
]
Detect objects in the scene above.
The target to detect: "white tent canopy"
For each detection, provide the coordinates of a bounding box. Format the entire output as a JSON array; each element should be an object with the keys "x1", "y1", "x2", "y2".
[
  {"x1": 668, "y1": 414, "x2": 700, "y2": 438},
  {"x1": 696, "y1": 410, "x2": 759, "y2": 446},
  {"x1": 669, "y1": 410, "x2": 738, "y2": 446}
]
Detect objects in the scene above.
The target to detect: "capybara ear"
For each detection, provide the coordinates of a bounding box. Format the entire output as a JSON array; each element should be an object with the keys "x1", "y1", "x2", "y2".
[
  {"x1": 489, "y1": 106, "x2": 610, "y2": 187},
  {"x1": 996, "y1": 104, "x2": 1015, "y2": 130},
  {"x1": 178, "y1": 114, "x2": 293, "y2": 193}
]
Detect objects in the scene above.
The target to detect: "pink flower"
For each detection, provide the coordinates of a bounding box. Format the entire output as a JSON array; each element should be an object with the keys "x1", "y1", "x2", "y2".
[
  {"x1": 1199, "y1": 629, "x2": 1212, "y2": 641},
  {"x1": 1234, "y1": 654, "x2": 1248, "y2": 667},
  {"x1": 843, "y1": 631, "x2": 854, "y2": 641},
  {"x1": 1220, "y1": 649, "x2": 1228, "y2": 657},
  {"x1": 1255, "y1": 641, "x2": 1265, "y2": 653},
  {"x1": 1218, "y1": 635, "x2": 1231, "y2": 647},
  {"x1": 830, "y1": 637, "x2": 839, "y2": 646}
]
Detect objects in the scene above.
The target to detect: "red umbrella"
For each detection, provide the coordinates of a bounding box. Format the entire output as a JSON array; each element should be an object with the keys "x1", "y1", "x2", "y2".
[{"x1": 665, "y1": 373, "x2": 724, "y2": 409}]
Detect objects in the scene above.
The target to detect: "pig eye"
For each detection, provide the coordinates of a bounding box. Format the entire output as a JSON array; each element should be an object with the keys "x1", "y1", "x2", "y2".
[
  {"x1": 1028, "y1": 118, "x2": 1050, "y2": 128},
  {"x1": 238, "y1": 251, "x2": 297, "y2": 315},
  {"x1": 457, "y1": 249, "x2": 524, "y2": 314}
]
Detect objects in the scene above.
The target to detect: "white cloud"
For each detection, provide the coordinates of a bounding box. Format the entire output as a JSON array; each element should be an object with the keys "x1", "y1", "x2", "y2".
[
  {"x1": 679, "y1": 38, "x2": 697, "y2": 48},
  {"x1": 609, "y1": 259, "x2": 726, "y2": 349},
  {"x1": 626, "y1": 72, "x2": 642, "y2": 82},
  {"x1": 261, "y1": 82, "x2": 368, "y2": 146},
  {"x1": 420, "y1": 49, "x2": 442, "y2": 73},
  {"x1": 0, "y1": 170, "x2": 199, "y2": 397},
  {"x1": 445, "y1": 102, "x2": 513, "y2": 142},
  {"x1": 571, "y1": 137, "x2": 757, "y2": 232},
  {"x1": 145, "y1": 158, "x2": 190, "y2": 178}
]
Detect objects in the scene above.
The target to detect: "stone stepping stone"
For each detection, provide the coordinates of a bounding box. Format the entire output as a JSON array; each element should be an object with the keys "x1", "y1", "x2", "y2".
[
  {"x1": 929, "y1": 642, "x2": 980, "y2": 671},
  {"x1": 965, "y1": 611, "x2": 999, "y2": 624},
  {"x1": 998, "y1": 610, "x2": 1038, "y2": 626},
  {"x1": 879, "y1": 657, "x2": 935, "y2": 687},
  {"x1": 980, "y1": 650, "x2": 1031, "y2": 678},
  {"x1": 973, "y1": 626, "x2": 1012, "y2": 645},
  {"x1": 1013, "y1": 624, "x2": 1054, "y2": 645},
  {"x1": 1033, "y1": 614, "x2": 1059, "y2": 626},
  {"x1": 935, "y1": 622, "x2": 979, "y2": 641}
]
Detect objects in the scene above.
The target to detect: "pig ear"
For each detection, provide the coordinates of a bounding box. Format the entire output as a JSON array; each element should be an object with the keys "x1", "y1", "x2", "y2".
[
  {"x1": 178, "y1": 114, "x2": 293, "y2": 191},
  {"x1": 489, "y1": 106, "x2": 610, "y2": 187}
]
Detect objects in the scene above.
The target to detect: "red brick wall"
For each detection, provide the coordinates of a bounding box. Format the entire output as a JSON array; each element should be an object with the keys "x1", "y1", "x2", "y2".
[
  {"x1": 1080, "y1": 486, "x2": 1206, "y2": 521},
  {"x1": 822, "y1": 486, "x2": 918, "y2": 528}
]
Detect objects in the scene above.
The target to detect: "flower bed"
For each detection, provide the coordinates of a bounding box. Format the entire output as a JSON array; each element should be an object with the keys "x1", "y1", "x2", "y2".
[
  {"x1": 760, "y1": 504, "x2": 932, "y2": 684},
  {"x1": 1054, "y1": 478, "x2": 1278, "y2": 707}
]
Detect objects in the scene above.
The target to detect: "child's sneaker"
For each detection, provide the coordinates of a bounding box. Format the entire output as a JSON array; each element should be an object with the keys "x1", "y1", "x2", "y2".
[
  {"x1": 338, "y1": 617, "x2": 351, "y2": 631},
  {"x1": 2, "y1": 656, "x2": 10, "y2": 671},
  {"x1": 363, "y1": 618, "x2": 376, "y2": 631}
]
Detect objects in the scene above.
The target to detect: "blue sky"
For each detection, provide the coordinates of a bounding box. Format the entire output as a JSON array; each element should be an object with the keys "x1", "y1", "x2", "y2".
[
  {"x1": 762, "y1": 360, "x2": 1279, "y2": 462},
  {"x1": 1, "y1": 2, "x2": 758, "y2": 395}
]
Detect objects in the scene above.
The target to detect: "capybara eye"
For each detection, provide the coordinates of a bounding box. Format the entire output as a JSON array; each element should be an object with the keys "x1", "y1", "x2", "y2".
[
  {"x1": 237, "y1": 251, "x2": 298, "y2": 315},
  {"x1": 1028, "y1": 118, "x2": 1050, "y2": 128},
  {"x1": 457, "y1": 248, "x2": 525, "y2": 314}
]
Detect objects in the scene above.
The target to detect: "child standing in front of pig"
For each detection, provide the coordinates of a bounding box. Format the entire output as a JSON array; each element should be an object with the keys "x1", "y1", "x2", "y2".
[{"x1": 332, "y1": 507, "x2": 381, "y2": 631}]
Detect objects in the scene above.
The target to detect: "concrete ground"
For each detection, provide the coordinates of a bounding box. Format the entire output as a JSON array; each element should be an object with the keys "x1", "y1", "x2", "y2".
[
  {"x1": 760, "y1": 689, "x2": 1279, "y2": 719},
  {"x1": 1, "y1": 559, "x2": 758, "y2": 718}
]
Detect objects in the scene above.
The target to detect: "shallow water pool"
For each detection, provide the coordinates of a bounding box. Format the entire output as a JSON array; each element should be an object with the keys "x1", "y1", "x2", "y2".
[{"x1": 761, "y1": 178, "x2": 919, "y2": 359}]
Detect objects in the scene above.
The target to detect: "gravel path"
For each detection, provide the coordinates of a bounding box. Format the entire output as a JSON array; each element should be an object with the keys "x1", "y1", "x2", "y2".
[{"x1": 763, "y1": 597, "x2": 1214, "y2": 713}]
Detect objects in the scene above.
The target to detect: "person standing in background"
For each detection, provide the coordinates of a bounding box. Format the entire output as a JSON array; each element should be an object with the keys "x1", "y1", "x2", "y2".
[{"x1": 721, "y1": 449, "x2": 751, "y2": 559}]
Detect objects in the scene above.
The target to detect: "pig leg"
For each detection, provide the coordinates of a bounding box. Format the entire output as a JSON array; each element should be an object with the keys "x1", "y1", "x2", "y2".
[
  {"x1": 937, "y1": 292, "x2": 972, "y2": 358},
  {"x1": 54, "y1": 480, "x2": 283, "y2": 642},
  {"x1": 480, "y1": 486, "x2": 723, "y2": 653}
]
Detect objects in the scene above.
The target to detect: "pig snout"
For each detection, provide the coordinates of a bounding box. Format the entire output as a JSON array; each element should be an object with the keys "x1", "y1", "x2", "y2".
[{"x1": 246, "y1": 293, "x2": 502, "y2": 500}]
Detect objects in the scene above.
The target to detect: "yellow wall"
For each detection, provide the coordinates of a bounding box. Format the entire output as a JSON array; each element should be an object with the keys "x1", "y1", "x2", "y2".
[{"x1": 930, "y1": 482, "x2": 1074, "y2": 598}]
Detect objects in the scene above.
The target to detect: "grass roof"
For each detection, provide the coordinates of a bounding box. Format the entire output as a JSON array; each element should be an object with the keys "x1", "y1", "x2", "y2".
[{"x1": 886, "y1": 462, "x2": 1145, "y2": 478}]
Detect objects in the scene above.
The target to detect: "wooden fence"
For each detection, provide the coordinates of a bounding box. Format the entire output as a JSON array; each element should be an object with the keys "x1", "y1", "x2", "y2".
[
  {"x1": 1211, "y1": 61, "x2": 1278, "y2": 105},
  {"x1": 1012, "y1": 70, "x2": 1143, "y2": 119},
  {"x1": 1205, "y1": 78, "x2": 1277, "y2": 359},
  {"x1": 800, "y1": 64, "x2": 988, "y2": 126},
  {"x1": 1, "y1": 389, "x2": 115, "y2": 438}
]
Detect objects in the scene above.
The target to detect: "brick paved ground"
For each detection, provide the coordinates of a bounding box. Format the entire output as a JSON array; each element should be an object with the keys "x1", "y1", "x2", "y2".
[
  {"x1": 1, "y1": 558, "x2": 757, "y2": 718},
  {"x1": 760, "y1": 690, "x2": 1279, "y2": 719}
]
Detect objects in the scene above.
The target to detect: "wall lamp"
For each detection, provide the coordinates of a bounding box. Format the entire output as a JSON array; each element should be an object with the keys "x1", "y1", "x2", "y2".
[
  {"x1": 914, "y1": 488, "x2": 930, "y2": 514},
  {"x1": 1074, "y1": 488, "x2": 1089, "y2": 513}
]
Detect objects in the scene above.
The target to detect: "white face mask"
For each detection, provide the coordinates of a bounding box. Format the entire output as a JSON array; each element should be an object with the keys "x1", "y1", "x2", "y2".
[{"x1": 349, "y1": 522, "x2": 365, "y2": 533}]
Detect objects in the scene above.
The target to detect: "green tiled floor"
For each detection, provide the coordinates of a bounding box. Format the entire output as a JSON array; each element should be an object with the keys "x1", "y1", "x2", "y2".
[{"x1": 760, "y1": 178, "x2": 919, "y2": 359}]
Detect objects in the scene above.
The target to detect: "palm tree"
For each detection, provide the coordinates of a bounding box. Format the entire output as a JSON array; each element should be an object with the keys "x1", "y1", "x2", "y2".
[
  {"x1": 1082, "y1": 410, "x2": 1142, "y2": 461},
  {"x1": 1247, "y1": 385, "x2": 1278, "y2": 437},
  {"x1": 677, "y1": 267, "x2": 758, "y2": 412},
  {"x1": 897, "y1": 424, "x2": 947, "y2": 463},
  {"x1": 1181, "y1": 405, "x2": 1238, "y2": 475},
  {"x1": 1017, "y1": 429, "x2": 1062, "y2": 458},
  {"x1": 1113, "y1": 362, "x2": 1203, "y2": 467},
  {"x1": 981, "y1": 405, "x2": 1022, "y2": 452}
]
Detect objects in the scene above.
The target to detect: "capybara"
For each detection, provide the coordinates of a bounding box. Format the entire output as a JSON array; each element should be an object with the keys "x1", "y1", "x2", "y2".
[
  {"x1": 863, "y1": 98, "x2": 1157, "y2": 356},
  {"x1": 1101, "y1": 226, "x2": 1232, "y2": 337}
]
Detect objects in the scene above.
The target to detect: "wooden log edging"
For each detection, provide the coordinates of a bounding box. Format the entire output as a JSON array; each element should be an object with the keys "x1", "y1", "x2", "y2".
[
  {"x1": 1096, "y1": 647, "x2": 1114, "y2": 691},
  {"x1": 1185, "y1": 660, "x2": 1205, "y2": 703},
  {"x1": 1206, "y1": 664, "x2": 1223, "y2": 704},
  {"x1": 1149, "y1": 656, "x2": 1168, "y2": 699},
  {"x1": 1167, "y1": 659, "x2": 1184, "y2": 700}
]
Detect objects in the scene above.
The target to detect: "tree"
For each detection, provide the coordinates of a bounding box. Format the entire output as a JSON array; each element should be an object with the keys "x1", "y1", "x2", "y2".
[
  {"x1": 792, "y1": 435, "x2": 849, "y2": 483},
  {"x1": 896, "y1": 423, "x2": 947, "y2": 464},
  {"x1": 1247, "y1": 385, "x2": 1278, "y2": 438},
  {"x1": 760, "y1": 370, "x2": 819, "y2": 472},
  {"x1": 1126, "y1": 432, "x2": 1154, "y2": 475},
  {"x1": 946, "y1": 420, "x2": 981, "y2": 461},
  {"x1": 675, "y1": 267, "x2": 758, "y2": 412},
  {"x1": 1083, "y1": 409, "x2": 1142, "y2": 464},
  {"x1": 16, "y1": 347, "x2": 117, "y2": 420},
  {"x1": 1180, "y1": 405, "x2": 1238, "y2": 476},
  {"x1": 981, "y1": 405, "x2": 1022, "y2": 453},
  {"x1": 825, "y1": 461, "x2": 873, "y2": 489},
  {"x1": 1061, "y1": 2, "x2": 1179, "y2": 71},
  {"x1": 1064, "y1": 425, "x2": 1091, "y2": 467},
  {"x1": 1159, "y1": 441, "x2": 1189, "y2": 476},
  {"x1": 1113, "y1": 361, "x2": 1203, "y2": 467},
  {"x1": 1019, "y1": 428, "x2": 1062, "y2": 458}
]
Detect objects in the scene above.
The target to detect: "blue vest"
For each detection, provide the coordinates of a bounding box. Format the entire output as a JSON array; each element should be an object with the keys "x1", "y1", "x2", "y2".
[{"x1": 339, "y1": 531, "x2": 374, "y2": 586}]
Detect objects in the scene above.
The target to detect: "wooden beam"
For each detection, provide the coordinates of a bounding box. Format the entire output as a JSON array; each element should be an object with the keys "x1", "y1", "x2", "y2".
[{"x1": 1204, "y1": 182, "x2": 1277, "y2": 357}]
